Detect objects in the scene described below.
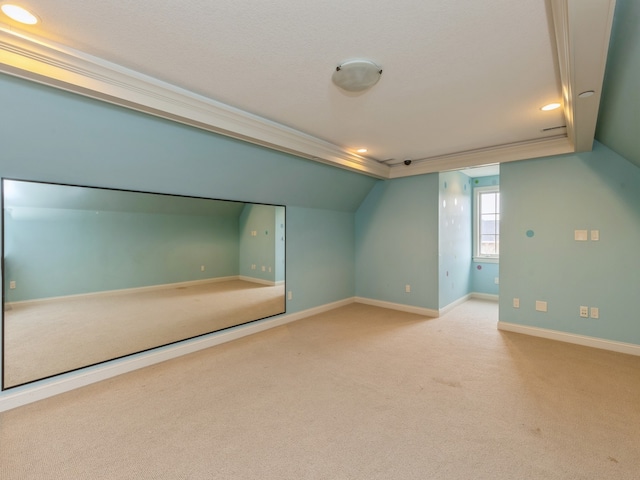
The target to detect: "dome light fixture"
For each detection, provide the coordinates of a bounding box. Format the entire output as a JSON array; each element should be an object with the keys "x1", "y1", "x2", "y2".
[
  {"x1": 1, "y1": 4, "x2": 39, "y2": 24},
  {"x1": 332, "y1": 60, "x2": 382, "y2": 92}
]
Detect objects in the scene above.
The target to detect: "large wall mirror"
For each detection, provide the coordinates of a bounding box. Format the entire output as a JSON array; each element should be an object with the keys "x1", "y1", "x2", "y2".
[{"x1": 2, "y1": 179, "x2": 285, "y2": 389}]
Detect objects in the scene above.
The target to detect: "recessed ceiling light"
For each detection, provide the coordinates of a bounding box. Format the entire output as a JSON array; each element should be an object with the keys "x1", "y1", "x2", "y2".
[
  {"x1": 541, "y1": 103, "x2": 561, "y2": 111},
  {"x1": 356, "y1": 148, "x2": 368, "y2": 154},
  {"x1": 1, "y1": 4, "x2": 39, "y2": 24}
]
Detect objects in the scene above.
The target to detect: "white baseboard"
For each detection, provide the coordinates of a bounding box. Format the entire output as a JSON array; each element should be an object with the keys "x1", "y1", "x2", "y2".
[
  {"x1": 438, "y1": 293, "x2": 498, "y2": 316},
  {"x1": 0, "y1": 298, "x2": 349, "y2": 413},
  {"x1": 470, "y1": 293, "x2": 499, "y2": 302},
  {"x1": 354, "y1": 297, "x2": 438, "y2": 317},
  {"x1": 7, "y1": 276, "x2": 240, "y2": 307},
  {"x1": 238, "y1": 275, "x2": 278, "y2": 286},
  {"x1": 498, "y1": 322, "x2": 640, "y2": 357},
  {"x1": 439, "y1": 294, "x2": 472, "y2": 316}
]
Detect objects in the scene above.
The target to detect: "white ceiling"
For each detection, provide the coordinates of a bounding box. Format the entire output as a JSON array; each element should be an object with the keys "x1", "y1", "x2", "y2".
[{"x1": 0, "y1": 0, "x2": 616, "y2": 178}]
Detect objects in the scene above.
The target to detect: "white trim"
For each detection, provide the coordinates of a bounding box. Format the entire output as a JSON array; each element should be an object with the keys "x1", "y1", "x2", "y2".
[
  {"x1": 551, "y1": 0, "x2": 616, "y2": 152},
  {"x1": 470, "y1": 293, "x2": 499, "y2": 302},
  {"x1": 473, "y1": 257, "x2": 499, "y2": 264},
  {"x1": 238, "y1": 275, "x2": 277, "y2": 286},
  {"x1": 497, "y1": 321, "x2": 640, "y2": 357},
  {"x1": 439, "y1": 294, "x2": 472, "y2": 315},
  {"x1": 355, "y1": 297, "x2": 439, "y2": 317},
  {"x1": 473, "y1": 185, "x2": 500, "y2": 259},
  {"x1": 0, "y1": 1, "x2": 617, "y2": 178},
  {"x1": 6, "y1": 276, "x2": 239, "y2": 307},
  {"x1": 0, "y1": 27, "x2": 389, "y2": 179},
  {"x1": 389, "y1": 136, "x2": 575, "y2": 178},
  {"x1": 0, "y1": 297, "x2": 353, "y2": 412}
]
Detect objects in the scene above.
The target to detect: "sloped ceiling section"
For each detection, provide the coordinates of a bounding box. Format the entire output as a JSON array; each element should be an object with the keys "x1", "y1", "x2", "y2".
[
  {"x1": 0, "y1": 0, "x2": 616, "y2": 178},
  {"x1": 596, "y1": 0, "x2": 640, "y2": 169}
]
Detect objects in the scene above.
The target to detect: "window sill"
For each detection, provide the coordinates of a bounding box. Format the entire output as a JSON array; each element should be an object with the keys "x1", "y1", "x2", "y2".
[{"x1": 473, "y1": 257, "x2": 499, "y2": 264}]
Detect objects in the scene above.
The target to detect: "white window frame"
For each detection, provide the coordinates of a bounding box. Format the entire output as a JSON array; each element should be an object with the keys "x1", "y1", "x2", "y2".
[{"x1": 473, "y1": 185, "x2": 500, "y2": 263}]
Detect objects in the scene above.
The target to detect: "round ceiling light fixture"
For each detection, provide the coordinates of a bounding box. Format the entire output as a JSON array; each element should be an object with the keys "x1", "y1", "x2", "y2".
[
  {"x1": 332, "y1": 60, "x2": 382, "y2": 92},
  {"x1": 1, "y1": 4, "x2": 39, "y2": 24}
]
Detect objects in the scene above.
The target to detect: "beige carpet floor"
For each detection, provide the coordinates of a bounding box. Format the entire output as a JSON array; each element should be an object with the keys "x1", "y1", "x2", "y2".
[
  {"x1": 1, "y1": 299, "x2": 639, "y2": 479},
  {"x1": 4, "y1": 280, "x2": 285, "y2": 387}
]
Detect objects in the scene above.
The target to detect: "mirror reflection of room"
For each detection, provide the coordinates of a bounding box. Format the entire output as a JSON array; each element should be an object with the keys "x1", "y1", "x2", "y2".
[{"x1": 2, "y1": 179, "x2": 285, "y2": 389}]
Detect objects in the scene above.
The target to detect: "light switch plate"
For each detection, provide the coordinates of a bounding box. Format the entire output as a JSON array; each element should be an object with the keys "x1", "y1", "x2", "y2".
[
  {"x1": 574, "y1": 230, "x2": 588, "y2": 241},
  {"x1": 535, "y1": 300, "x2": 548, "y2": 312}
]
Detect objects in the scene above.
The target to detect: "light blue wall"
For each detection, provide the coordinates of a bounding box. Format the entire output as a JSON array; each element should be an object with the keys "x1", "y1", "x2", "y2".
[
  {"x1": 286, "y1": 207, "x2": 355, "y2": 312},
  {"x1": 0, "y1": 74, "x2": 376, "y2": 212},
  {"x1": 438, "y1": 171, "x2": 472, "y2": 307},
  {"x1": 0, "y1": 73, "x2": 378, "y2": 317},
  {"x1": 355, "y1": 175, "x2": 440, "y2": 309},
  {"x1": 4, "y1": 207, "x2": 239, "y2": 302},
  {"x1": 470, "y1": 261, "x2": 499, "y2": 296},
  {"x1": 499, "y1": 142, "x2": 640, "y2": 345},
  {"x1": 596, "y1": 0, "x2": 640, "y2": 169},
  {"x1": 470, "y1": 175, "x2": 500, "y2": 296},
  {"x1": 238, "y1": 204, "x2": 278, "y2": 283},
  {"x1": 275, "y1": 207, "x2": 285, "y2": 283}
]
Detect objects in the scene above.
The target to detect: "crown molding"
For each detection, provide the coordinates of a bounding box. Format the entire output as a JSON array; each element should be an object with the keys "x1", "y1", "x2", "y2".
[
  {"x1": 0, "y1": 1, "x2": 615, "y2": 179},
  {"x1": 551, "y1": 0, "x2": 616, "y2": 152},
  {"x1": 388, "y1": 136, "x2": 574, "y2": 178},
  {"x1": 0, "y1": 26, "x2": 389, "y2": 179},
  {"x1": 389, "y1": 0, "x2": 616, "y2": 178}
]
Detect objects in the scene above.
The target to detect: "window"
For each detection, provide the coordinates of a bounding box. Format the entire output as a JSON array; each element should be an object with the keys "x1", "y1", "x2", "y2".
[{"x1": 474, "y1": 185, "x2": 499, "y2": 261}]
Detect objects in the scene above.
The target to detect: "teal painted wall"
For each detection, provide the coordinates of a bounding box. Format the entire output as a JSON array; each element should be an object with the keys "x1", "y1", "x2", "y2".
[
  {"x1": 238, "y1": 204, "x2": 279, "y2": 283},
  {"x1": 355, "y1": 175, "x2": 439, "y2": 310},
  {"x1": 275, "y1": 207, "x2": 285, "y2": 283},
  {"x1": 470, "y1": 175, "x2": 500, "y2": 296},
  {"x1": 286, "y1": 207, "x2": 355, "y2": 312},
  {"x1": 438, "y1": 171, "x2": 472, "y2": 307},
  {"x1": 499, "y1": 142, "x2": 640, "y2": 345},
  {"x1": 0, "y1": 73, "x2": 377, "y2": 315},
  {"x1": 471, "y1": 261, "x2": 499, "y2": 296},
  {"x1": 0, "y1": 74, "x2": 376, "y2": 212},
  {"x1": 239, "y1": 204, "x2": 284, "y2": 283},
  {"x1": 4, "y1": 207, "x2": 239, "y2": 302},
  {"x1": 596, "y1": 0, "x2": 640, "y2": 169}
]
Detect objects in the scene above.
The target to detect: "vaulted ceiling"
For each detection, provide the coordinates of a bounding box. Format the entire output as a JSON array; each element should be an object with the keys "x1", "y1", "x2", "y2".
[{"x1": 0, "y1": 0, "x2": 617, "y2": 178}]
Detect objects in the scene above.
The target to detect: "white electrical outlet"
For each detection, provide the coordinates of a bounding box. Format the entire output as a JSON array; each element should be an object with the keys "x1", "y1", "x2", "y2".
[
  {"x1": 590, "y1": 307, "x2": 599, "y2": 319},
  {"x1": 261, "y1": 266, "x2": 266, "y2": 272},
  {"x1": 591, "y1": 230, "x2": 600, "y2": 241},
  {"x1": 535, "y1": 301, "x2": 547, "y2": 312},
  {"x1": 513, "y1": 298, "x2": 520, "y2": 308},
  {"x1": 494, "y1": 277, "x2": 499, "y2": 285},
  {"x1": 200, "y1": 265, "x2": 205, "y2": 272},
  {"x1": 580, "y1": 306, "x2": 589, "y2": 318},
  {"x1": 405, "y1": 284, "x2": 411, "y2": 293},
  {"x1": 9, "y1": 280, "x2": 16, "y2": 289},
  {"x1": 287, "y1": 291, "x2": 292, "y2": 301}
]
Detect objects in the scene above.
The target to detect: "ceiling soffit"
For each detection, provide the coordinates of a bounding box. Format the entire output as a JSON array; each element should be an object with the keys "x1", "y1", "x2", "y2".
[{"x1": 0, "y1": 0, "x2": 615, "y2": 179}]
